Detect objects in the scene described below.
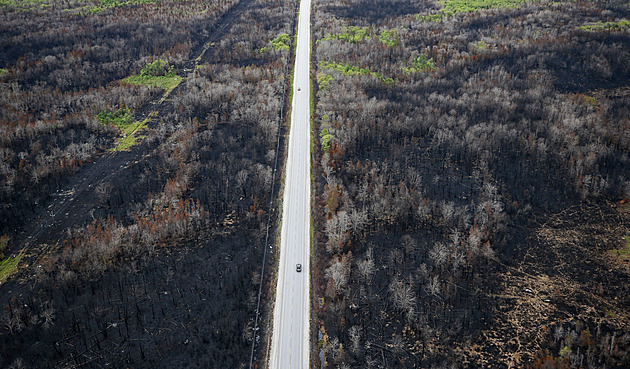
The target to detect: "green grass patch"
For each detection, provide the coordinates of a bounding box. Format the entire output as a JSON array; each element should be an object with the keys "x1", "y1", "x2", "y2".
[
  {"x1": 402, "y1": 54, "x2": 436, "y2": 74},
  {"x1": 379, "y1": 29, "x2": 399, "y2": 47},
  {"x1": 98, "y1": 107, "x2": 150, "y2": 151},
  {"x1": 110, "y1": 118, "x2": 150, "y2": 151},
  {"x1": 319, "y1": 26, "x2": 370, "y2": 44},
  {"x1": 580, "y1": 20, "x2": 630, "y2": 32},
  {"x1": 0, "y1": 68, "x2": 7, "y2": 77},
  {"x1": 0, "y1": 251, "x2": 23, "y2": 283},
  {"x1": 123, "y1": 74, "x2": 182, "y2": 92},
  {"x1": 609, "y1": 234, "x2": 630, "y2": 260},
  {"x1": 113, "y1": 132, "x2": 146, "y2": 151},
  {"x1": 120, "y1": 116, "x2": 145, "y2": 136},
  {"x1": 319, "y1": 60, "x2": 394, "y2": 84},
  {"x1": 122, "y1": 59, "x2": 182, "y2": 92}
]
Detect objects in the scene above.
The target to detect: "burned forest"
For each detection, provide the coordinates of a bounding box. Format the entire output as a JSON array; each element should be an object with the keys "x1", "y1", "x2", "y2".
[
  {"x1": 0, "y1": 0, "x2": 296, "y2": 366},
  {"x1": 310, "y1": 0, "x2": 630, "y2": 368},
  {"x1": 1, "y1": 0, "x2": 630, "y2": 368}
]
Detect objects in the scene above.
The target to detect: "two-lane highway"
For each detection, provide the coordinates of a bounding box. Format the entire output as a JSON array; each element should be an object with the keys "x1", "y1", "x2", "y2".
[{"x1": 268, "y1": 0, "x2": 311, "y2": 366}]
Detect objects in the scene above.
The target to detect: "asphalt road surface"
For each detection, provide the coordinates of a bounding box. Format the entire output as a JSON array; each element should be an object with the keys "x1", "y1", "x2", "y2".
[{"x1": 268, "y1": 0, "x2": 311, "y2": 366}]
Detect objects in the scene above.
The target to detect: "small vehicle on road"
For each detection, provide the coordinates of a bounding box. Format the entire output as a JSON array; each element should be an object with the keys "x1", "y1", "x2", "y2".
[
  {"x1": 297, "y1": 87, "x2": 301, "y2": 91},
  {"x1": 296, "y1": 263, "x2": 302, "y2": 272}
]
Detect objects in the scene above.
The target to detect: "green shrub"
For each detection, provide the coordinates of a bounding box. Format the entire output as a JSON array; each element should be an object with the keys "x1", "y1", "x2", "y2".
[
  {"x1": 417, "y1": 13, "x2": 444, "y2": 22},
  {"x1": 320, "y1": 26, "x2": 370, "y2": 44},
  {"x1": 270, "y1": 33, "x2": 291, "y2": 50},
  {"x1": 441, "y1": 0, "x2": 528, "y2": 14},
  {"x1": 97, "y1": 107, "x2": 133, "y2": 128},
  {"x1": 417, "y1": 0, "x2": 529, "y2": 20},
  {"x1": 0, "y1": 0, "x2": 47, "y2": 10},
  {"x1": 123, "y1": 59, "x2": 181, "y2": 92},
  {"x1": 379, "y1": 29, "x2": 399, "y2": 47},
  {"x1": 402, "y1": 54, "x2": 436, "y2": 74},
  {"x1": 319, "y1": 61, "x2": 393, "y2": 84},
  {"x1": 580, "y1": 20, "x2": 630, "y2": 32},
  {"x1": 88, "y1": 0, "x2": 157, "y2": 13},
  {"x1": 317, "y1": 72, "x2": 334, "y2": 90},
  {"x1": 141, "y1": 59, "x2": 174, "y2": 77},
  {"x1": 320, "y1": 128, "x2": 332, "y2": 152}
]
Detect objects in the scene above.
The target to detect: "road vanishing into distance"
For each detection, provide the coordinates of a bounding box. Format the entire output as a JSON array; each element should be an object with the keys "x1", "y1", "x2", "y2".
[{"x1": 268, "y1": 0, "x2": 311, "y2": 366}]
